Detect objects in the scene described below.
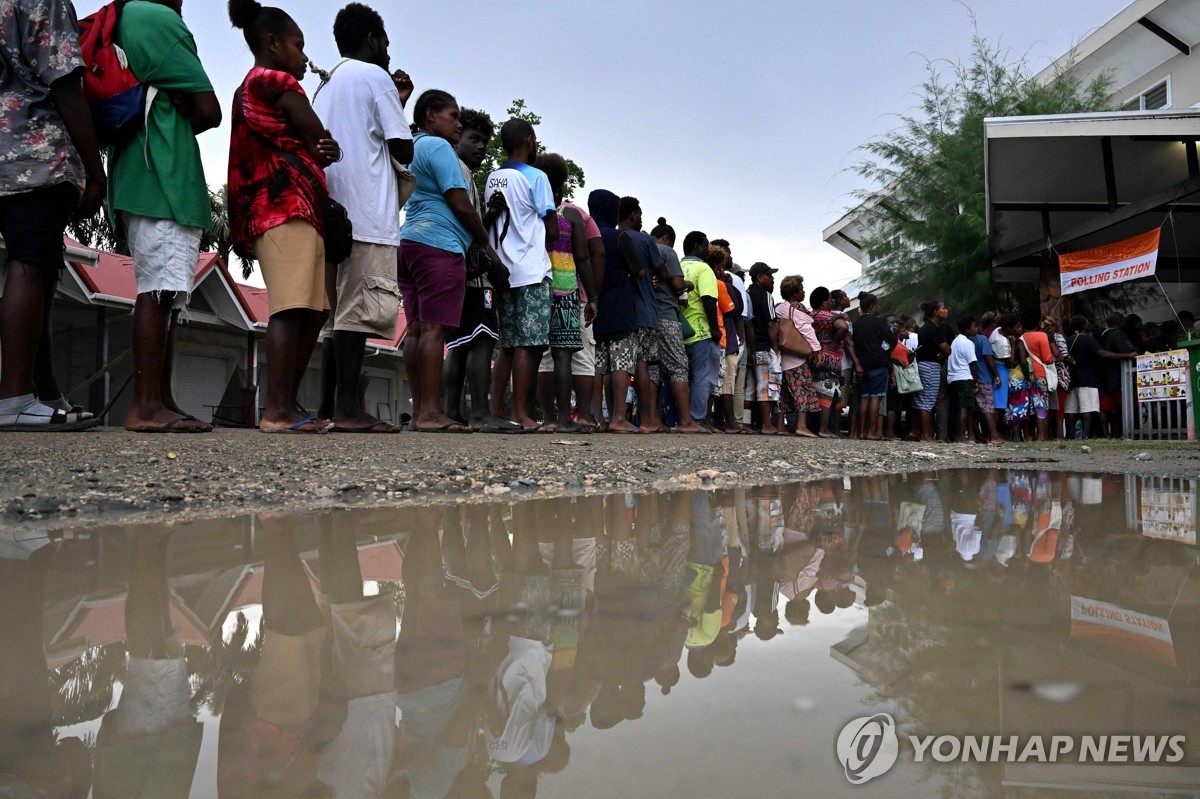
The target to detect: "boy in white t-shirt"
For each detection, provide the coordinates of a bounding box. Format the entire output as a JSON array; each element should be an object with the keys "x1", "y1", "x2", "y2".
[
  {"x1": 947, "y1": 316, "x2": 981, "y2": 444},
  {"x1": 483, "y1": 119, "x2": 558, "y2": 430}
]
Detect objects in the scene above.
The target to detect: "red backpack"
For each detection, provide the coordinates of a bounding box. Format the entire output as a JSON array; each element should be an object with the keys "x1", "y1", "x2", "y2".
[{"x1": 78, "y1": 0, "x2": 148, "y2": 146}]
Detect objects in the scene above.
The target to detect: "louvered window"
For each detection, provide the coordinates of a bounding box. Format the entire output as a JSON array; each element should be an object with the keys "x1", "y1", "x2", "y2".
[
  {"x1": 1122, "y1": 78, "x2": 1171, "y2": 111},
  {"x1": 1144, "y1": 80, "x2": 1169, "y2": 109}
]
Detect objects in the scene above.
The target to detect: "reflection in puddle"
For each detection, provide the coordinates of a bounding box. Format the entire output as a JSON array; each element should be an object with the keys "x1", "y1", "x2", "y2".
[{"x1": 1, "y1": 471, "x2": 1198, "y2": 797}]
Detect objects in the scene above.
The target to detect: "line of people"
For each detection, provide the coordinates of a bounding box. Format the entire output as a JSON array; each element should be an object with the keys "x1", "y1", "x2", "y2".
[{"x1": 1, "y1": 0, "x2": 1183, "y2": 441}]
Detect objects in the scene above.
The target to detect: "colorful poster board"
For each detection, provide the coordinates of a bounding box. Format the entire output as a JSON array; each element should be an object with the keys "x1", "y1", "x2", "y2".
[
  {"x1": 1135, "y1": 349, "x2": 1190, "y2": 403},
  {"x1": 1140, "y1": 478, "x2": 1197, "y2": 545},
  {"x1": 1059, "y1": 228, "x2": 1159, "y2": 296}
]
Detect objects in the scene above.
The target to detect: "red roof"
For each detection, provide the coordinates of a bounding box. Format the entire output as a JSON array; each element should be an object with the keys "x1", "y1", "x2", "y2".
[
  {"x1": 368, "y1": 309, "x2": 408, "y2": 350},
  {"x1": 69, "y1": 247, "x2": 219, "y2": 303},
  {"x1": 64, "y1": 239, "x2": 407, "y2": 347}
]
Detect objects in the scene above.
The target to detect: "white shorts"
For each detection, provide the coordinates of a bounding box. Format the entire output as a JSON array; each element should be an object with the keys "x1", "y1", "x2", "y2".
[
  {"x1": 539, "y1": 306, "x2": 596, "y2": 376},
  {"x1": 109, "y1": 657, "x2": 192, "y2": 737},
  {"x1": 124, "y1": 213, "x2": 203, "y2": 300},
  {"x1": 1065, "y1": 386, "x2": 1099, "y2": 414}
]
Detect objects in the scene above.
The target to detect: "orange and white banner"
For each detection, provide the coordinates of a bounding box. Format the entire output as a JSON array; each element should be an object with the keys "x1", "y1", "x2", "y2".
[
  {"x1": 1070, "y1": 596, "x2": 1176, "y2": 667},
  {"x1": 1059, "y1": 228, "x2": 1160, "y2": 296}
]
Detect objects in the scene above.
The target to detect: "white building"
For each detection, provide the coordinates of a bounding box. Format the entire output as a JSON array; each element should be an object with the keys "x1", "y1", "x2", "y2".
[
  {"x1": 824, "y1": 0, "x2": 1200, "y2": 321},
  {"x1": 1, "y1": 238, "x2": 410, "y2": 427}
]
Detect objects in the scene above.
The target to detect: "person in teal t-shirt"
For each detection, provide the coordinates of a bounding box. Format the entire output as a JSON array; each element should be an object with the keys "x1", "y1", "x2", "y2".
[{"x1": 109, "y1": 0, "x2": 221, "y2": 433}]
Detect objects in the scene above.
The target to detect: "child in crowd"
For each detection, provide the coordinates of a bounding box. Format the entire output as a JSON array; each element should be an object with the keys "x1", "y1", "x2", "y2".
[{"x1": 947, "y1": 316, "x2": 980, "y2": 445}]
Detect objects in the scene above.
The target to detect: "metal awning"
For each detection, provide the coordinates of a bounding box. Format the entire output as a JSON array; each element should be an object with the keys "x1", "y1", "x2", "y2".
[{"x1": 985, "y1": 110, "x2": 1200, "y2": 282}]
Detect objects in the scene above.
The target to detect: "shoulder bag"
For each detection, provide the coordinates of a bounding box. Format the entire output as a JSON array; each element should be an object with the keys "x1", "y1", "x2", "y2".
[
  {"x1": 1023, "y1": 334, "x2": 1058, "y2": 392},
  {"x1": 779, "y1": 303, "x2": 813, "y2": 357},
  {"x1": 239, "y1": 87, "x2": 354, "y2": 265},
  {"x1": 895, "y1": 361, "x2": 923, "y2": 394}
]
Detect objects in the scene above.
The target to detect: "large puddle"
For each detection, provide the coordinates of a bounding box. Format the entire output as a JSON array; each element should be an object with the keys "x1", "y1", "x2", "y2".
[{"x1": 2, "y1": 470, "x2": 1198, "y2": 798}]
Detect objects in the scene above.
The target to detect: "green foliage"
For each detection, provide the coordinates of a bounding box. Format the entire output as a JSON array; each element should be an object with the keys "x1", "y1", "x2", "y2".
[
  {"x1": 68, "y1": 206, "x2": 126, "y2": 256},
  {"x1": 851, "y1": 28, "x2": 1115, "y2": 316},
  {"x1": 473, "y1": 99, "x2": 586, "y2": 202}
]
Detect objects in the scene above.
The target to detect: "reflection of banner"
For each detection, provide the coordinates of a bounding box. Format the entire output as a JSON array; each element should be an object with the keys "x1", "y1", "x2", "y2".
[
  {"x1": 1135, "y1": 349, "x2": 1191, "y2": 403},
  {"x1": 1059, "y1": 228, "x2": 1159, "y2": 296},
  {"x1": 1070, "y1": 596, "x2": 1176, "y2": 667},
  {"x1": 1140, "y1": 477, "x2": 1197, "y2": 545}
]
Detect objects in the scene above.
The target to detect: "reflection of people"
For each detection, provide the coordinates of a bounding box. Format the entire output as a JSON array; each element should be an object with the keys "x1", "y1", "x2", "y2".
[
  {"x1": 395, "y1": 512, "x2": 469, "y2": 799},
  {"x1": 315, "y1": 513, "x2": 398, "y2": 799},
  {"x1": 0, "y1": 533, "x2": 92, "y2": 797},
  {"x1": 684, "y1": 490, "x2": 728, "y2": 658},
  {"x1": 95, "y1": 526, "x2": 202, "y2": 798},
  {"x1": 217, "y1": 515, "x2": 330, "y2": 798},
  {"x1": 486, "y1": 501, "x2": 556, "y2": 768}
]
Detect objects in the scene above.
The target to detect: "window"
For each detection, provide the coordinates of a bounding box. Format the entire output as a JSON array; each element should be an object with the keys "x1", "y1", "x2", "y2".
[{"x1": 1122, "y1": 77, "x2": 1171, "y2": 111}]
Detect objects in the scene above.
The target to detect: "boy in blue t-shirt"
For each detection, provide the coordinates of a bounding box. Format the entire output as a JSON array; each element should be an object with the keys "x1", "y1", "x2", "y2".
[{"x1": 972, "y1": 327, "x2": 1004, "y2": 444}]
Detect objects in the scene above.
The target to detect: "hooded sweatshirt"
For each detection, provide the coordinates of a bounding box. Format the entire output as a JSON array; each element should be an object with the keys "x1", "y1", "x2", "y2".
[{"x1": 588, "y1": 189, "x2": 658, "y2": 341}]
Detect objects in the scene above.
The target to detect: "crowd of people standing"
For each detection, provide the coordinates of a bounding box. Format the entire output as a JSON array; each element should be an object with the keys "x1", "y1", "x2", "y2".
[{"x1": 0, "y1": 0, "x2": 1191, "y2": 440}]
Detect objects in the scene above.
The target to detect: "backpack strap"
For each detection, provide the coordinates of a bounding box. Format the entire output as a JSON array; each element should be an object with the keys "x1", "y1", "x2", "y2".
[{"x1": 141, "y1": 86, "x2": 159, "y2": 167}]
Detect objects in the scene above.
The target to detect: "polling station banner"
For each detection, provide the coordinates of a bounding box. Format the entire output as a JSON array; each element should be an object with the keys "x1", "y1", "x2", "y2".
[
  {"x1": 1070, "y1": 595, "x2": 1176, "y2": 667},
  {"x1": 1059, "y1": 228, "x2": 1160, "y2": 296}
]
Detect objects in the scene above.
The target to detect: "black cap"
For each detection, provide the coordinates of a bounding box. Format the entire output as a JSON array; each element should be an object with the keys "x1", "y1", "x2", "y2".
[{"x1": 748, "y1": 262, "x2": 778, "y2": 278}]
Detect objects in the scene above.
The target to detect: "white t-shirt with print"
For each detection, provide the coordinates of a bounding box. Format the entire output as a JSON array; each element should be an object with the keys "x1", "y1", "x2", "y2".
[
  {"x1": 313, "y1": 59, "x2": 412, "y2": 245},
  {"x1": 947, "y1": 333, "x2": 978, "y2": 382},
  {"x1": 989, "y1": 327, "x2": 1012, "y2": 360},
  {"x1": 484, "y1": 161, "x2": 555, "y2": 288}
]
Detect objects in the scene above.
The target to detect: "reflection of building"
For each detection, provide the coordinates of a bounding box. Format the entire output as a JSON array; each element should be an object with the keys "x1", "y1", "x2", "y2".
[
  {"x1": 42, "y1": 513, "x2": 406, "y2": 668},
  {"x1": 829, "y1": 471, "x2": 1200, "y2": 794},
  {"x1": 1, "y1": 237, "x2": 410, "y2": 426}
]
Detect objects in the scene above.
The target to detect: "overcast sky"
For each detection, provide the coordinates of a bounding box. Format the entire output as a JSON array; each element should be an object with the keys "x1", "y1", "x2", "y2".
[{"x1": 76, "y1": 0, "x2": 1131, "y2": 288}]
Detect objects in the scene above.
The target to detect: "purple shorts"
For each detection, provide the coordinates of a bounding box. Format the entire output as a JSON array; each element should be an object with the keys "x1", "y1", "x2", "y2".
[{"x1": 397, "y1": 240, "x2": 466, "y2": 327}]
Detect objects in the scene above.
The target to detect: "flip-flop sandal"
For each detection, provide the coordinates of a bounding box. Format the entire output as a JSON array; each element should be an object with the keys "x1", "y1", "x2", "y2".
[
  {"x1": 131, "y1": 415, "x2": 212, "y2": 434},
  {"x1": 329, "y1": 420, "x2": 401, "y2": 433},
  {"x1": 262, "y1": 415, "x2": 329, "y2": 434},
  {"x1": 0, "y1": 407, "x2": 103, "y2": 432},
  {"x1": 478, "y1": 419, "x2": 530, "y2": 434},
  {"x1": 605, "y1": 427, "x2": 642, "y2": 434},
  {"x1": 412, "y1": 422, "x2": 474, "y2": 433}
]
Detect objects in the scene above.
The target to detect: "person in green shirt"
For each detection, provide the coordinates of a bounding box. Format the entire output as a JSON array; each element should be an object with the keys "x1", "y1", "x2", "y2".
[
  {"x1": 109, "y1": 0, "x2": 221, "y2": 432},
  {"x1": 680, "y1": 231, "x2": 721, "y2": 426}
]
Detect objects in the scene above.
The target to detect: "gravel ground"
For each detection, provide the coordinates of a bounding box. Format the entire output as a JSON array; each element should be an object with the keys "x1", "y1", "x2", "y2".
[{"x1": 2, "y1": 428, "x2": 1199, "y2": 531}]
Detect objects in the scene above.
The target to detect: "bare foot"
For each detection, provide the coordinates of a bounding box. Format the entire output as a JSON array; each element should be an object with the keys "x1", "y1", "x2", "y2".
[
  {"x1": 607, "y1": 419, "x2": 639, "y2": 433},
  {"x1": 795, "y1": 428, "x2": 818, "y2": 438}
]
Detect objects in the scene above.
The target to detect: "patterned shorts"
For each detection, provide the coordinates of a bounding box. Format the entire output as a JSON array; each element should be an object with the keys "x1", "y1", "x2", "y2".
[
  {"x1": 596, "y1": 329, "x2": 654, "y2": 376},
  {"x1": 655, "y1": 317, "x2": 689, "y2": 384},
  {"x1": 781, "y1": 362, "x2": 820, "y2": 414},
  {"x1": 498, "y1": 278, "x2": 551, "y2": 349},
  {"x1": 977, "y1": 381, "x2": 995, "y2": 413},
  {"x1": 549, "y1": 289, "x2": 582, "y2": 350},
  {"x1": 745, "y1": 351, "x2": 779, "y2": 403}
]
